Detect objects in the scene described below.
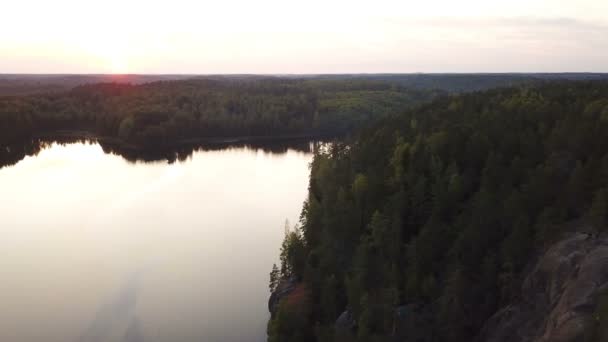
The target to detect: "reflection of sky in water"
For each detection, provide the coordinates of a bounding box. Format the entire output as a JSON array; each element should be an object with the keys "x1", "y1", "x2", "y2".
[
  {"x1": 80, "y1": 270, "x2": 141, "y2": 342},
  {"x1": 0, "y1": 142, "x2": 312, "y2": 342}
]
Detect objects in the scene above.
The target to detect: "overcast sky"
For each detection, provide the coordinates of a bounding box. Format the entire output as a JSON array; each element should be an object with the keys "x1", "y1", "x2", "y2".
[{"x1": 1, "y1": 0, "x2": 607, "y2": 73}]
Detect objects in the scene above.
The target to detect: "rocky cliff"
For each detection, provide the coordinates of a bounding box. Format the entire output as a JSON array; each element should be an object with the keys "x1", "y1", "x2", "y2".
[
  {"x1": 479, "y1": 231, "x2": 608, "y2": 342},
  {"x1": 268, "y1": 230, "x2": 608, "y2": 341}
]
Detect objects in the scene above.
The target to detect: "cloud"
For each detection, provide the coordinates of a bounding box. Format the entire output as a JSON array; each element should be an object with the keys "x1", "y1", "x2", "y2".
[{"x1": 396, "y1": 16, "x2": 608, "y2": 45}]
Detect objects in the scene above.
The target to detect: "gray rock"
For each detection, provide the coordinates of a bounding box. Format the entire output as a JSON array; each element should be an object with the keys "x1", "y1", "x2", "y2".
[
  {"x1": 268, "y1": 276, "x2": 297, "y2": 318},
  {"x1": 479, "y1": 232, "x2": 608, "y2": 342},
  {"x1": 335, "y1": 310, "x2": 356, "y2": 331}
]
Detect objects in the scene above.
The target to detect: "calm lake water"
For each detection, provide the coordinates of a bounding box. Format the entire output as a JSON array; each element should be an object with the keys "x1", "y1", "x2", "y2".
[{"x1": 0, "y1": 142, "x2": 313, "y2": 342}]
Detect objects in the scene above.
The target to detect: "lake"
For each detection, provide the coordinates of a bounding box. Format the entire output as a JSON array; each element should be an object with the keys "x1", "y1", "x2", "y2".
[{"x1": 0, "y1": 141, "x2": 313, "y2": 342}]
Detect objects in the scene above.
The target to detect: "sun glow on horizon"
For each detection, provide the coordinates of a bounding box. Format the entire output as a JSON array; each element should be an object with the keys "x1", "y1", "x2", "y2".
[
  {"x1": 81, "y1": 28, "x2": 131, "y2": 74},
  {"x1": 106, "y1": 52, "x2": 129, "y2": 74},
  {"x1": 0, "y1": 0, "x2": 607, "y2": 73}
]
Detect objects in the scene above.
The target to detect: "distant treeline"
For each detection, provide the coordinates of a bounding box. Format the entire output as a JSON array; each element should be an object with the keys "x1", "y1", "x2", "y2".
[
  {"x1": 0, "y1": 78, "x2": 439, "y2": 148},
  {"x1": 269, "y1": 81, "x2": 608, "y2": 342},
  {"x1": 289, "y1": 73, "x2": 608, "y2": 92},
  {"x1": 3, "y1": 73, "x2": 608, "y2": 96},
  {"x1": 0, "y1": 74, "x2": 195, "y2": 96}
]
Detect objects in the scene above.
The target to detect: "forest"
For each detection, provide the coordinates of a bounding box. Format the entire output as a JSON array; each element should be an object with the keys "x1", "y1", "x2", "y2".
[
  {"x1": 4, "y1": 74, "x2": 607, "y2": 151},
  {"x1": 306, "y1": 73, "x2": 608, "y2": 92},
  {"x1": 0, "y1": 78, "x2": 438, "y2": 148},
  {"x1": 3, "y1": 73, "x2": 607, "y2": 97},
  {"x1": 269, "y1": 81, "x2": 608, "y2": 341}
]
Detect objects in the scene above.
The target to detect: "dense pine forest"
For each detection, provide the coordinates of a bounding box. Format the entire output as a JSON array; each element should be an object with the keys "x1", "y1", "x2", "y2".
[
  {"x1": 3, "y1": 73, "x2": 608, "y2": 149},
  {"x1": 0, "y1": 78, "x2": 438, "y2": 147},
  {"x1": 268, "y1": 81, "x2": 608, "y2": 342}
]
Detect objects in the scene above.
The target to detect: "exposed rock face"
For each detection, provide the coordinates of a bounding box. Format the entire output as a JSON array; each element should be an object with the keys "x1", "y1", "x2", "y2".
[
  {"x1": 335, "y1": 310, "x2": 356, "y2": 331},
  {"x1": 268, "y1": 276, "x2": 297, "y2": 318},
  {"x1": 479, "y1": 232, "x2": 608, "y2": 342}
]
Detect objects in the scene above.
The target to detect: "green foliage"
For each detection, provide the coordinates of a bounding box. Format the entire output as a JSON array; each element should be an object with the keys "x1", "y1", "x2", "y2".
[
  {"x1": 0, "y1": 78, "x2": 437, "y2": 147},
  {"x1": 267, "y1": 299, "x2": 313, "y2": 342},
  {"x1": 268, "y1": 81, "x2": 608, "y2": 341},
  {"x1": 588, "y1": 188, "x2": 608, "y2": 231},
  {"x1": 269, "y1": 264, "x2": 280, "y2": 293},
  {"x1": 586, "y1": 290, "x2": 608, "y2": 341},
  {"x1": 279, "y1": 224, "x2": 307, "y2": 279},
  {"x1": 501, "y1": 215, "x2": 532, "y2": 270},
  {"x1": 117, "y1": 116, "x2": 134, "y2": 139}
]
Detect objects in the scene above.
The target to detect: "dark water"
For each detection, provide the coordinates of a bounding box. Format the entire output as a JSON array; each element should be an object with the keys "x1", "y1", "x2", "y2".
[{"x1": 0, "y1": 141, "x2": 313, "y2": 342}]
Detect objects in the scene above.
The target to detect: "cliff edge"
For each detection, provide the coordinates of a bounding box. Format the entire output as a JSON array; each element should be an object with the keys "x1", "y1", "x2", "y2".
[{"x1": 479, "y1": 231, "x2": 608, "y2": 342}]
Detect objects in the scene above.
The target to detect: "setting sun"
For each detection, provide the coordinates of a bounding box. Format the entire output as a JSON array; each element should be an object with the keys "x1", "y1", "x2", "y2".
[
  {"x1": 1, "y1": 0, "x2": 606, "y2": 73},
  {"x1": 108, "y1": 53, "x2": 129, "y2": 74},
  {"x1": 82, "y1": 30, "x2": 131, "y2": 73},
  {"x1": 1, "y1": 1, "x2": 608, "y2": 342}
]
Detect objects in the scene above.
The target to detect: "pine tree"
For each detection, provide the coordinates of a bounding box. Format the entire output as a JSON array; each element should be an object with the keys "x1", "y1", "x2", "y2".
[
  {"x1": 588, "y1": 188, "x2": 608, "y2": 232},
  {"x1": 269, "y1": 264, "x2": 280, "y2": 292}
]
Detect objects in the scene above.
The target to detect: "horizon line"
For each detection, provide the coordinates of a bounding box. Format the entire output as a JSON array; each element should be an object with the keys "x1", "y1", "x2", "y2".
[{"x1": 2, "y1": 72, "x2": 608, "y2": 76}]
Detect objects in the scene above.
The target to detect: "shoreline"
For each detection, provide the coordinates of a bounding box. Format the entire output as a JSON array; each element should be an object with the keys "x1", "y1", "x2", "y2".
[
  {"x1": 31, "y1": 130, "x2": 328, "y2": 151},
  {"x1": 1, "y1": 130, "x2": 327, "y2": 167}
]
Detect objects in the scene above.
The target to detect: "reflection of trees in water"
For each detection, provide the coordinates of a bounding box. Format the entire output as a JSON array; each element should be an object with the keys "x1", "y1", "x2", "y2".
[
  {"x1": 0, "y1": 139, "x2": 48, "y2": 169},
  {"x1": 99, "y1": 138, "x2": 317, "y2": 163},
  {"x1": 0, "y1": 137, "x2": 321, "y2": 169}
]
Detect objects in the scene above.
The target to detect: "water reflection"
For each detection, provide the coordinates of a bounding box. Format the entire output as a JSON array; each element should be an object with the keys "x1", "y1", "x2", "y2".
[
  {"x1": 0, "y1": 141, "x2": 313, "y2": 342},
  {"x1": 0, "y1": 137, "x2": 318, "y2": 169},
  {"x1": 123, "y1": 318, "x2": 144, "y2": 342},
  {"x1": 80, "y1": 271, "x2": 141, "y2": 342}
]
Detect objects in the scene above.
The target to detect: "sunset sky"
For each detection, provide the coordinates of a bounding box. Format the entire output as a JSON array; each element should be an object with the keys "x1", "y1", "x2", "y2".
[{"x1": 1, "y1": 0, "x2": 607, "y2": 74}]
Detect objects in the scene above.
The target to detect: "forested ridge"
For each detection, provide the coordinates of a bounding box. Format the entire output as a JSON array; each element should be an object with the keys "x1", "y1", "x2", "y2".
[
  {"x1": 269, "y1": 81, "x2": 608, "y2": 342},
  {"x1": 0, "y1": 78, "x2": 438, "y2": 147},
  {"x1": 3, "y1": 73, "x2": 606, "y2": 97},
  {"x1": 304, "y1": 73, "x2": 608, "y2": 92}
]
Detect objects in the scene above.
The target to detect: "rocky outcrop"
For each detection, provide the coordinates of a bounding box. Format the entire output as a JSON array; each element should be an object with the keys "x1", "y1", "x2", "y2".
[
  {"x1": 268, "y1": 276, "x2": 297, "y2": 318},
  {"x1": 479, "y1": 231, "x2": 608, "y2": 342},
  {"x1": 335, "y1": 310, "x2": 356, "y2": 331}
]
